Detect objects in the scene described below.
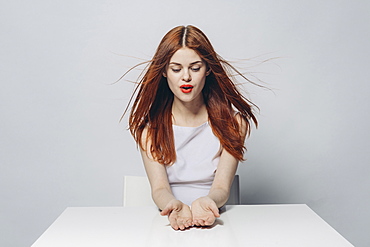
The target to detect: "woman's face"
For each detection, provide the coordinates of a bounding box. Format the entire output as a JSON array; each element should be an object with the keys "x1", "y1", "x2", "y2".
[{"x1": 164, "y1": 47, "x2": 209, "y2": 105}]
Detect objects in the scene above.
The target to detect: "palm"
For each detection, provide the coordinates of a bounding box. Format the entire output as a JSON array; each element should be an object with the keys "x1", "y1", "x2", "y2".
[
  {"x1": 191, "y1": 197, "x2": 218, "y2": 226},
  {"x1": 169, "y1": 206, "x2": 192, "y2": 225},
  {"x1": 193, "y1": 207, "x2": 215, "y2": 225},
  {"x1": 162, "y1": 201, "x2": 192, "y2": 230}
]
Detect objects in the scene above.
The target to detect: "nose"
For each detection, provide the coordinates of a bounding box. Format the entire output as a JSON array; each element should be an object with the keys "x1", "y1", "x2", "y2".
[{"x1": 182, "y1": 70, "x2": 191, "y2": 82}]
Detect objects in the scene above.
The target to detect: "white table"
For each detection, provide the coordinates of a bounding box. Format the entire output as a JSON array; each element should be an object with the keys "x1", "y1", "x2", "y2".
[{"x1": 32, "y1": 205, "x2": 353, "y2": 247}]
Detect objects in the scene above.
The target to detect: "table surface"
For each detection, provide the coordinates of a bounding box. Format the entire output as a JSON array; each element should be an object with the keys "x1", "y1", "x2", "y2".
[{"x1": 32, "y1": 204, "x2": 353, "y2": 247}]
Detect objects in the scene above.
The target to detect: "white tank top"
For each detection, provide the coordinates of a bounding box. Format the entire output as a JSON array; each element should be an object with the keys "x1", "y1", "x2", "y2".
[{"x1": 166, "y1": 122, "x2": 222, "y2": 205}]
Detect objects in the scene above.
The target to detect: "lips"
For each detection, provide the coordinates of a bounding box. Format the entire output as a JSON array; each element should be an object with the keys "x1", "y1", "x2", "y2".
[{"x1": 180, "y1": 84, "x2": 193, "y2": 93}]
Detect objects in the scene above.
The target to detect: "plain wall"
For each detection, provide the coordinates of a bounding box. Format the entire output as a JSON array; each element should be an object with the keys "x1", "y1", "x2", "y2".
[{"x1": 1, "y1": 0, "x2": 369, "y2": 246}]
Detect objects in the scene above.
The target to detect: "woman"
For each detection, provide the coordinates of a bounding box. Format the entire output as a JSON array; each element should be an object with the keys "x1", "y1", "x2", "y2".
[{"x1": 125, "y1": 25, "x2": 258, "y2": 230}]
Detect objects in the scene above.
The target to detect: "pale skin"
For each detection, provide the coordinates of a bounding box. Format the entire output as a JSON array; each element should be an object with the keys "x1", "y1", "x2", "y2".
[{"x1": 140, "y1": 47, "x2": 247, "y2": 230}]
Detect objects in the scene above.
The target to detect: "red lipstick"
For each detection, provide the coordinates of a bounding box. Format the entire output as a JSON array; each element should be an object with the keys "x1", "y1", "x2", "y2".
[{"x1": 180, "y1": 84, "x2": 193, "y2": 93}]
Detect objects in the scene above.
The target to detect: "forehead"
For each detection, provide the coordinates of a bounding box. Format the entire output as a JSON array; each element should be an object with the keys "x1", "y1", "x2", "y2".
[{"x1": 169, "y1": 47, "x2": 202, "y2": 64}]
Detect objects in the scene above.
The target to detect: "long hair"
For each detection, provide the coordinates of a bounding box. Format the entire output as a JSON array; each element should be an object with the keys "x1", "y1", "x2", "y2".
[{"x1": 126, "y1": 25, "x2": 258, "y2": 165}]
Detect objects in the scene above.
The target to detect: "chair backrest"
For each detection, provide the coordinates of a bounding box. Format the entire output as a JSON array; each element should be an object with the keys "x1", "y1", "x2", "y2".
[
  {"x1": 225, "y1": 175, "x2": 241, "y2": 205},
  {"x1": 123, "y1": 174, "x2": 241, "y2": 207},
  {"x1": 123, "y1": 175, "x2": 156, "y2": 207}
]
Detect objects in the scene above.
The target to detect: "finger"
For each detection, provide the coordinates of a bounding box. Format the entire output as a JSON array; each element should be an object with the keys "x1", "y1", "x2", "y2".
[
  {"x1": 160, "y1": 204, "x2": 175, "y2": 216},
  {"x1": 169, "y1": 217, "x2": 179, "y2": 230},
  {"x1": 199, "y1": 219, "x2": 205, "y2": 226},
  {"x1": 178, "y1": 222, "x2": 185, "y2": 230},
  {"x1": 160, "y1": 208, "x2": 170, "y2": 216},
  {"x1": 194, "y1": 219, "x2": 205, "y2": 226},
  {"x1": 184, "y1": 220, "x2": 192, "y2": 228},
  {"x1": 178, "y1": 216, "x2": 190, "y2": 229},
  {"x1": 210, "y1": 206, "x2": 220, "y2": 218},
  {"x1": 205, "y1": 216, "x2": 216, "y2": 226},
  {"x1": 171, "y1": 223, "x2": 179, "y2": 230}
]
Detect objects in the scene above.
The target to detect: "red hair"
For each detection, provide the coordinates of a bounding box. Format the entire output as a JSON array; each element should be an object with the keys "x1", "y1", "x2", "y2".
[{"x1": 125, "y1": 25, "x2": 258, "y2": 165}]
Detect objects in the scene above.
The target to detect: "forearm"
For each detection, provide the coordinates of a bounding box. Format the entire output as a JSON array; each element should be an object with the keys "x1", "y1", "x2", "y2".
[
  {"x1": 140, "y1": 144, "x2": 181, "y2": 210},
  {"x1": 207, "y1": 187, "x2": 229, "y2": 208},
  {"x1": 152, "y1": 187, "x2": 179, "y2": 210}
]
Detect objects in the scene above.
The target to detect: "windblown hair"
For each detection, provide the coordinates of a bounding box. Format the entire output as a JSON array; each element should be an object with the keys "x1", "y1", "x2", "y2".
[{"x1": 126, "y1": 25, "x2": 258, "y2": 165}]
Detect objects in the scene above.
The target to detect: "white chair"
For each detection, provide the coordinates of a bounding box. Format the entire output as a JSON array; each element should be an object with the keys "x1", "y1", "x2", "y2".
[
  {"x1": 123, "y1": 175, "x2": 241, "y2": 207},
  {"x1": 123, "y1": 175, "x2": 156, "y2": 207},
  {"x1": 225, "y1": 175, "x2": 241, "y2": 205}
]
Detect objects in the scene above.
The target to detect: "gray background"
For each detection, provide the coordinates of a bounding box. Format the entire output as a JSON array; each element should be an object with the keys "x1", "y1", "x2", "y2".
[{"x1": 1, "y1": 0, "x2": 369, "y2": 246}]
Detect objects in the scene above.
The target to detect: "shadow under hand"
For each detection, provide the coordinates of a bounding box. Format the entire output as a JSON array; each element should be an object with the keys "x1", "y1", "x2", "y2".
[{"x1": 193, "y1": 218, "x2": 224, "y2": 230}]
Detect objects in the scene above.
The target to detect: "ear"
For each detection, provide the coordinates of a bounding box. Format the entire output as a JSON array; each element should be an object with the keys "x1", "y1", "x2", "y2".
[
  {"x1": 206, "y1": 68, "x2": 211, "y2": 76},
  {"x1": 163, "y1": 72, "x2": 167, "y2": 78}
]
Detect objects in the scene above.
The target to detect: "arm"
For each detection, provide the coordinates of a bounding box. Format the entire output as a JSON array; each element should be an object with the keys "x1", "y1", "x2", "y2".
[
  {"x1": 191, "y1": 114, "x2": 247, "y2": 226},
  {"x1": 140, "y1": 147, "x2": 175, "y2": 210},
  {"x1": 190, "y1": 148, "x2": 238, "y2": 226},
  {"x1": 206, "y1": 149, "x2": 239, "y2": 207},
  {"x1": 208, "y1": 113, "x2": 248, "y2": 207},
  {"x1": 139, "y1": 129, "x2": 192, "y2": 230}
]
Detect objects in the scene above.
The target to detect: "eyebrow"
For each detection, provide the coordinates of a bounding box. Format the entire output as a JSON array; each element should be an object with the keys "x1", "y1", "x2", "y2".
[{"x1": 169, "y1": 61, "x2": 203, "y2": 66}]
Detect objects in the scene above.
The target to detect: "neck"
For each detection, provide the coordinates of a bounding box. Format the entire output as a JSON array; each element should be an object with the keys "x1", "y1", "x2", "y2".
[{"x1": 171, "y1": 97, "x2": 208, "y2": 127}]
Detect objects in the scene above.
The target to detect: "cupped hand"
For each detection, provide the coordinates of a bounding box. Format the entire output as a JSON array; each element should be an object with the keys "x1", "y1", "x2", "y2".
[
  {"x1": 160, "y1": 199, "x2": 193, "y2": 230},
  {"x1": 191, "y1": 197, "x2": 220, "y2": 227}
]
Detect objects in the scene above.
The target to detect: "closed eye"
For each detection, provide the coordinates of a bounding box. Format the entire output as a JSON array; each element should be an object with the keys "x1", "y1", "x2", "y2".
[{"x1": 191, "y1": 67, "x2": 200, "y2": 72}]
